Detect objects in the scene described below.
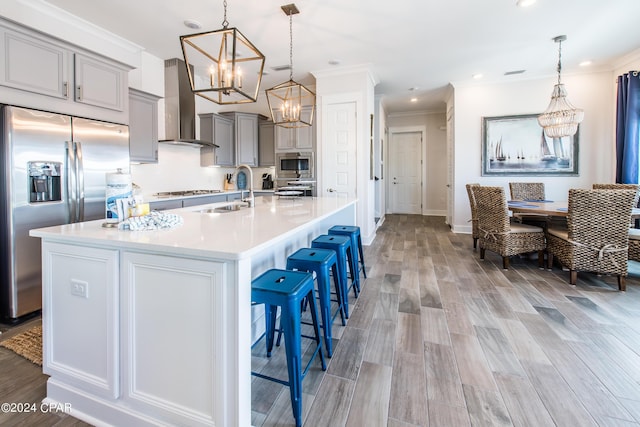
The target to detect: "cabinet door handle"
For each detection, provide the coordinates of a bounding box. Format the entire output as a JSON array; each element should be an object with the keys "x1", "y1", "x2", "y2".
[
  {"x1": 63, "y1": 82, "x2": 69, "y2": 98},
  {"x1": 76, "y1": 85, "x2": 82, "y2": 101}
]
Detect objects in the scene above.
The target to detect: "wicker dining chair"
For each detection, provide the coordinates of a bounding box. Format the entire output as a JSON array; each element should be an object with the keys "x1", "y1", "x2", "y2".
[
  {"x1": 509, "y1": 182, "x2": 546, "y2": 201},
  {"x1": 474, "y1": 186, "x2": 546, "y2": 270},
  {"x1": 508, "y1": 182, "x2": 550, "y2": 227},
  {"x1": 629, "y1": 229, "x2": 640, "y2": 263},
  {"x1": 466, "y1": 183, "x2": 480, "y2": 249},
  {"x1": 546, "y1": 189, "x2": 636, "y2": 291},
  {"x1": 593, "y1": 183, "x2": 640, "y2": 228}
]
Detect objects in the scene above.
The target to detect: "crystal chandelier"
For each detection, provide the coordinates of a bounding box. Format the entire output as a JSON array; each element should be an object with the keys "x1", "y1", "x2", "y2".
[
  {"x1": 180, "y1": 0, "x2": 265, "y2": 105},
  {"x1": 265, "y1": 4, "x2": 315, "y2": 128},
  {"x1": 538, "y1": 35, "x2": 584, "y2": 138}
]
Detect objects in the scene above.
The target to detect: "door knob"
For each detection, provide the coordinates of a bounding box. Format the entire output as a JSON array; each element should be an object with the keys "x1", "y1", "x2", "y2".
[{"x1": 327, "y1": 188, "x2": 336, "y2": 193}]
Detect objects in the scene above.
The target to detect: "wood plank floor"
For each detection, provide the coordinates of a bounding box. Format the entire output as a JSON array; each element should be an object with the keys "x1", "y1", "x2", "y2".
[
  {"x1": 252, "y1": 214, "x2": 640, "y2": 427},
  {"x1": 3, "y1": 214, "x2": 640, "y2": 426}
]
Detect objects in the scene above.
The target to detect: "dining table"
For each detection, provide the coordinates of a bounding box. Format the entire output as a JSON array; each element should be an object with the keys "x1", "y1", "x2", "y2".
[{"x1": 507, "y1": 199, "x2": 640, "y2": 218}]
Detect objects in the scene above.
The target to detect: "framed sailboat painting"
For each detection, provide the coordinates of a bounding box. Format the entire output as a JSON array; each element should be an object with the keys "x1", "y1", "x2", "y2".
[{"x1": 481, "y1": 114, "x2": 579, "y2": 176}]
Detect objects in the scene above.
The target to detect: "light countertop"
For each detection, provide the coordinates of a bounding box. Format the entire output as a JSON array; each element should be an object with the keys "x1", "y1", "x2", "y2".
[{"x1": 30, "y1": 196, "x2": 356, "y2": 261}]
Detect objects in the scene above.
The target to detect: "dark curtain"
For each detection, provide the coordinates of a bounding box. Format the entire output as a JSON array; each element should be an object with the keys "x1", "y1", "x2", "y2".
[{"x1": 616, "y1": 71, "x2": 640, "y2": 184}]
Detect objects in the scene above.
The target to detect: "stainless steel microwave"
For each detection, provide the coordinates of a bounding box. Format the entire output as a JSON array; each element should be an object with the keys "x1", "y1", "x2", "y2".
[{"x1": 276, "y1": 152, "x2": 314, "y2": 179}]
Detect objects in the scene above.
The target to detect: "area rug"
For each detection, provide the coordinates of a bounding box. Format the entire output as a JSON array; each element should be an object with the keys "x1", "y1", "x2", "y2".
[{"x1": 0, "y1": 324, "x2": 42, "y2": 366}]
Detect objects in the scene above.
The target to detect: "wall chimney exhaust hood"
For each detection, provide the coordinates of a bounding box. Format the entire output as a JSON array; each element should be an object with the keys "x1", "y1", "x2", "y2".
[{"x1": 160, "y1": 58, "x2": 219, "y2": 147}]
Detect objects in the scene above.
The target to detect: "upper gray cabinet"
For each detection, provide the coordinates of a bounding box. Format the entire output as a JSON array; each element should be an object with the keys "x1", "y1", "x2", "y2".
[
  {"x1": 221, "y1": 112, "x2": 259, "y2": 167},
  {"x1": 199, "y1": 113, "x2": 234, "y2": 167},
  {"x1": 258, "y1": 121, "x2": 275, "y2": 166},
  {"x1": 74, "y1": 54, "x2": 126, "y2": 111},
  {"x1": 129, "y1": 89, "x2": 160, "y2": 163},
  {"x1": 275, "y1": 123, "x2": 314, "y2": 152},
  {"x1": 0, "y1": 27, "x2": 71, "y2": 99},
  {"x1": 0, "y1": 19, "x2": 130, "y2": 122}
]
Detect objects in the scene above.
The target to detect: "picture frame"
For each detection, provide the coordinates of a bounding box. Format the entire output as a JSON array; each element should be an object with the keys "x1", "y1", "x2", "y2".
[{"x1": 481, "y1": 114, "x2": 579, "y2": 176}]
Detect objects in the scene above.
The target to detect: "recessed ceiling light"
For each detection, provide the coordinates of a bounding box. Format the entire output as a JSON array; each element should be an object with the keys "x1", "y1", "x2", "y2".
[
  {"x1": 410, "y1": 97, "x2": 418, "y2": 103},
  {"x1": 579, "y1": 60, "x2": 592, "y2": 67},
  {"x1": 516, "y1": 0, "x2": 536, "y2": 7},
  {"x1": 183, "y1": 19, "x2": 202, "y2": 30},
  {"x1": 472, "y1": 73, "x2": 483, "y2": 79}
]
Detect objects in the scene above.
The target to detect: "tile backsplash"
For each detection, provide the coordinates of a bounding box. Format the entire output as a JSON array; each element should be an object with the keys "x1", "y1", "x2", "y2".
[{"x1": 131, "y1": 143, "x2": 274, "y2": 197}]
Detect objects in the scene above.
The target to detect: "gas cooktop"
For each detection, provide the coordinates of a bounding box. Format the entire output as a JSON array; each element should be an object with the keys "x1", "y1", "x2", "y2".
[{"x1": 153, "y1": 190, "x2": 224, "y2": 198}]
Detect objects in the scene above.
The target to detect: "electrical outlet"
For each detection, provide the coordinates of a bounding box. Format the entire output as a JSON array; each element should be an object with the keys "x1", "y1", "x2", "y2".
[{"x1": 70, "y1": 279, "x2": 88, "y2": 298}]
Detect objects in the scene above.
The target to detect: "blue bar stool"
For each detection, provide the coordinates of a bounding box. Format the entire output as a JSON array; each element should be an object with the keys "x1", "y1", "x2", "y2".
[
  {"x1": 251, "y1": 269, "x2": 326, "y2": 427},
  {"x1": 329, "y1": 225, "x2": 367, "y2": 286},
  {"x1": 286, "y1": 247, "x2": 347, "y2": 357},
  {"x1": 311, "y1": 234, "x2": 359, "y2": 317}
]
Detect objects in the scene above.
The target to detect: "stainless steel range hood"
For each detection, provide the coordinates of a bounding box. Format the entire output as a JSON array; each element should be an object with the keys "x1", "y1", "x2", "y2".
[{"x1": 160, "y1": 58, "x2": 218, "y2": 147}]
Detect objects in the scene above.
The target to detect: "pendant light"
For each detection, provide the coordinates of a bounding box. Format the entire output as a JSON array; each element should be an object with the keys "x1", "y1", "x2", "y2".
[
  {"x1": 180, "y1": 0, "x2": 265, "y2": 105},
  {"x1": 538, "y1": 35, "x2": 584, "y2": 138},
  {"x1": 266, "y1": 4, "x2": 315, "y2": 128}
]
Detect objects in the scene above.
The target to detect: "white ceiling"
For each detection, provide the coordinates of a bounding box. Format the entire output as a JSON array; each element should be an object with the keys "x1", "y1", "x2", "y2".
[{"x1": 43, "y1": 0, "x2": 640, "y2": 114}]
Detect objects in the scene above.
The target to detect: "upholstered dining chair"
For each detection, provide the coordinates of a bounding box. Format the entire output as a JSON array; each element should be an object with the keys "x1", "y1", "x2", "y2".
[
  {"x1": 546, "y1": 189, "x2": 636, "y2": 291},
  {"x1": 465, "y1": 183, "x2": 480, "y2": 249},
  {"x1": 508, "y1": 182, "x2": 550, "y2": 227},
  {"x1": 474, "y1": 186, "x2": 546, "y2": 270}
]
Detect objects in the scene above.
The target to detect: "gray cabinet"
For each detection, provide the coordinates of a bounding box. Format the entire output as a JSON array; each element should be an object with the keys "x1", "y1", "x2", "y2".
[
  {"x1": 200, "y1": 113, "x2": 234, "y2": 167},
  {"x1": 0, "y1": 20, "x2": 129, "y2": 114},
  {"x1": 182, "y1": 194, "x2": 228, "y2": 207},
  {"x1": 129, "y1": 89, "x2": 160, "y2": 163},
  {"x1": 0, "y1": 27, "x2": 71, "y2": 99},
  {"x1": 149, "y1": 199, "x2": 182, "y2": 211},
  {"x1": 259, "y1": 121, "x2": 275, "y2": 166},
  {"x1": 275, "y1": 123, "x2": 314, "y2": 152},
  {"x1": 74, "y1": 54, "x2": 126, "y2": 111},
  {"x1": 221, "y1": 112, "x2": 259, "y2": 167}
]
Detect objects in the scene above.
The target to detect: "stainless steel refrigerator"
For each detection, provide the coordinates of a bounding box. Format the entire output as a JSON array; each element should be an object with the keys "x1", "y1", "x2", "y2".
[{"x1": 0, "y1": 105, "x2": 130, "y2": 320}]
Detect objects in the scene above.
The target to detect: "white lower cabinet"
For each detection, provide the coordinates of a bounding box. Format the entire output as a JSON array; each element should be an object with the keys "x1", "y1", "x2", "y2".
[
  {"x1": 42, "y1": 241, "x2": 228, "y2": 426},
  {"x1": 42, "y1": 242, "x2": 120, "y2": 399},
  {"x1": 120, "y1": 252, "x2": 226, "y2": 426}
]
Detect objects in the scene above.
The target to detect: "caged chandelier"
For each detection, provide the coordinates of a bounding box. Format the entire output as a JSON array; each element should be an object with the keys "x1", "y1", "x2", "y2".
[
  {"x1": 265, "y1": 3, "x2": 315, "y2": 128},
  {"x1": 180, "y1": 0, "x2": 265, "y2": 105},
  {"x1": 537, "y1": 35, "x2": 584, "y2": 138}
]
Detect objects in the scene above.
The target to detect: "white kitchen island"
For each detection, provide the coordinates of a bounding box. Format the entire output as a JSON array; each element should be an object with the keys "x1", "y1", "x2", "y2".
[{"x1": 29, "y1": 196, "x2": 357, "y2": 427}]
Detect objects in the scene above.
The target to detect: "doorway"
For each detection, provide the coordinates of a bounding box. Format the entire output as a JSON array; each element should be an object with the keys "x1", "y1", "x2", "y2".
[{"x1": 388, "y1": 129, "x2": 424, "y2": 214}]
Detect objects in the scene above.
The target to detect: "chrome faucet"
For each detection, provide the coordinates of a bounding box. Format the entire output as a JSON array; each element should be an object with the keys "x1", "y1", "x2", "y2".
[{"x1": 235, "y1": 164, "x2": 254, "y2": 207}]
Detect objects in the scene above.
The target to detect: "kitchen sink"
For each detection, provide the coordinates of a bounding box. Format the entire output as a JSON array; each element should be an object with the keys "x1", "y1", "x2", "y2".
[{"x1": 197, "y1": 204, "x2": 247, "y2": 213}]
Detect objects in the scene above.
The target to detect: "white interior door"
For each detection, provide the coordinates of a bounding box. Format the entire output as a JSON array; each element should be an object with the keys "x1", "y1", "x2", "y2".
[
  {"x1": 389, "y1": 131, "x2": 422, "y2": 214},
  {"x1": 322, "y1": 102, "x2": 357, "y2": 198}
]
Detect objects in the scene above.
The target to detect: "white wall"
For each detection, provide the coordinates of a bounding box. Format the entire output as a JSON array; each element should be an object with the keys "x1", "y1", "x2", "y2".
[
  {"x1": 451, "y1": 71, "x2": 616, "y2": 233},
  {"x1": 387, "y1": 112, "x2": 448, "y2": 215},
  {"x1": 130, "y1": 144, "x2": 275, "y2": 198}
]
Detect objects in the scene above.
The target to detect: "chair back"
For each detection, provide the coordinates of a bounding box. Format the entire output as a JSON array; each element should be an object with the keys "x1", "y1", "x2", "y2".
[
  {"x1": 567, "y1": 189, "x2": 636, "y2": 247},
  {"x1": 592, "y1": 183, "x2": 640, "y2": 207},
  {"x1": 474, "y1": 186, "x2": 510, "y2": 235},
  {"x1": 466, "y1": 183, "x2": 480, "y2": 231},
  {"x1": 509, "y1": 182, "x2": 545, "y2": 201}
]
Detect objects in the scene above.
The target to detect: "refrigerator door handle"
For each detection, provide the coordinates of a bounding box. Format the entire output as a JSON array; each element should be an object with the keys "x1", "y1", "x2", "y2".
[
  {"x1": 66, "y1": 141, "x2": 77, "y2": 223},
  {"x1": 75, "y1": 141, "x2": 85, "y2": 222}
]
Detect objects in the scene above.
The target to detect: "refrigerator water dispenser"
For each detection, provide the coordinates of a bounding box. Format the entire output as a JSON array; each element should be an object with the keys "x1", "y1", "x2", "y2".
[{"x1": 28, "y1": 161, "x2": 61, "y2": 202}]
